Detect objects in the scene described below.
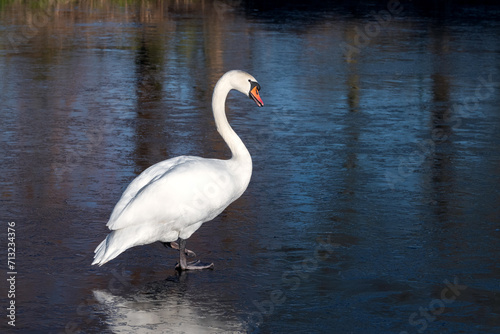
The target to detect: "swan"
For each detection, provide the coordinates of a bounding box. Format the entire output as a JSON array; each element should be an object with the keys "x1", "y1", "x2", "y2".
[{"x1": 92, "y1": 70, "x2": 263, "y2": 270}]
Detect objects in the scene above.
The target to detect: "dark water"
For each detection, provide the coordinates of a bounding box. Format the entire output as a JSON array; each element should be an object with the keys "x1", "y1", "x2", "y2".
[{"x1": 1, "y1": 1, "x2": 500, "y2": 333}]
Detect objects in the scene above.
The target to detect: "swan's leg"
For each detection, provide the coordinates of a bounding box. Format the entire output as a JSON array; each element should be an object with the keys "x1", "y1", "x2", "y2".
[
  {"x1": 162, "y1": 241, "x2": 196, "y2": 258},
  {"x1": 177, "y1": 238, "x2": 214, "y2": 271}
]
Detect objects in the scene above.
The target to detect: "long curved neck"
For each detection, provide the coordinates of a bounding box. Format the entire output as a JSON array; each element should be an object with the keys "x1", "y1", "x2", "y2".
[{"x1": 212, "y1": 78, "x2": 252, "y2": 167}]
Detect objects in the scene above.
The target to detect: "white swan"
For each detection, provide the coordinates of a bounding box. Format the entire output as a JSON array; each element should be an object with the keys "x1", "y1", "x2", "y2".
[{"x1": 92, "y1": 70, "x2": 264, "y2": 270}]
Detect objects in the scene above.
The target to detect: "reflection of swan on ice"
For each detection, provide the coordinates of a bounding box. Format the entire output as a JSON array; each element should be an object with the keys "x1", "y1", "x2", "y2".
[
  {"x1": 92, "y1": 70, "x2": 264, "y2": 271},
  {"x1": 93, "y1": 288, "x2": 245, "y2": 333}
]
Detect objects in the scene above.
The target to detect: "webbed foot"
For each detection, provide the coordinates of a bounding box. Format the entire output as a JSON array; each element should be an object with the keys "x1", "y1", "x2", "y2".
[
  {"x1": 176, "y1": 260, "x2": 214, "y2": 271},
  {"x1": 176, "y1": 238, "x2": 214, "y2": 271}
]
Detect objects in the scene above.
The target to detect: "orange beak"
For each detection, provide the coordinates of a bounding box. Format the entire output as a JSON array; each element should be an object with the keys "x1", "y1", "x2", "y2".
[{"x1": 250, "y1": 85, "x2": 264, "y2": 107}]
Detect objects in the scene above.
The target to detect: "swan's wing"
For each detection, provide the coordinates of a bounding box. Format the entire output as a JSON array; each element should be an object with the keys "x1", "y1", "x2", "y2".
[
  {"x1": 106, "y1": 156, "x2": 197, "y2": 230},
  {"x1": 106, "y1": 157, "x2": 238, "y2": 231}
]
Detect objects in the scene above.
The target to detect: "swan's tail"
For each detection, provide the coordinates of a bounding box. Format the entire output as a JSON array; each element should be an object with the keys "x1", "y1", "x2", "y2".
[
  {"x1": 92, "y1": 232, "x2": 122, "y2": 266},
  {"x1": 92, "y1": 223, "x2": 176, "y2": 266},
  {"x1": 92, "y1": 229, "x2": 137, "y2": 266}
]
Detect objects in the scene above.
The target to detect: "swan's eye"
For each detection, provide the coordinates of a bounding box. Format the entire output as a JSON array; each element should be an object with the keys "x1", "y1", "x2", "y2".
[{"x1": 249, "y1": 80, "x2": 261, "y2": 91}]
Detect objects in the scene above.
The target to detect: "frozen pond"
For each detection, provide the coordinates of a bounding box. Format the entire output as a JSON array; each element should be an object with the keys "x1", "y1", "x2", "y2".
[{"x1": 1, "y1": 1, "x2": 499, "y2": 333}]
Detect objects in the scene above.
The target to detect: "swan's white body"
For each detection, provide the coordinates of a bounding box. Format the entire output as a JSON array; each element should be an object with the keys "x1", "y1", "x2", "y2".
[{"x1": 92, "y1": 70, "x2": 263, "y2": 268}]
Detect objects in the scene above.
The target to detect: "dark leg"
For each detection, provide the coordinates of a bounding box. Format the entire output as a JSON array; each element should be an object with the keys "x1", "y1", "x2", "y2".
[
  {"x1": 162, "y1": 241, "x2": 196, "y2": 258},
  {"x1": 177, "y1": 238, "x2": 214, "y2": 271}
]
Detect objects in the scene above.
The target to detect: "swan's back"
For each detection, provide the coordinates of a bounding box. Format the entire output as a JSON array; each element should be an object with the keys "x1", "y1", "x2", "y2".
[
  {"x1": 107, "y1": 156, "x2": 195, "y2": 229},
  {"x1": 107, "y1": 156, "x2": 244, "y2": 232}
]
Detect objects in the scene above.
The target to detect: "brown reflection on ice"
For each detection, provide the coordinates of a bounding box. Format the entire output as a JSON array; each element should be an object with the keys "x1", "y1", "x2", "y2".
[{"x1": 426, "y1": 24, "x2": 457, "y2": 221}]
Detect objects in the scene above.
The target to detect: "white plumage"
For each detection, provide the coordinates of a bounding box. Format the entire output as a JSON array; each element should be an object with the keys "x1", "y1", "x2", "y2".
[{"x1": 92, "y1": 70, "x2": 264, "y2": 270}]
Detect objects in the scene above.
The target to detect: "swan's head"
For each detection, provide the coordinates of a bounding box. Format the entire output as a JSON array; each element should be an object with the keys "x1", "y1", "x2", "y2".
[{"x1": 226, "y1": 70, "x2": 264, "y2": 107}]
